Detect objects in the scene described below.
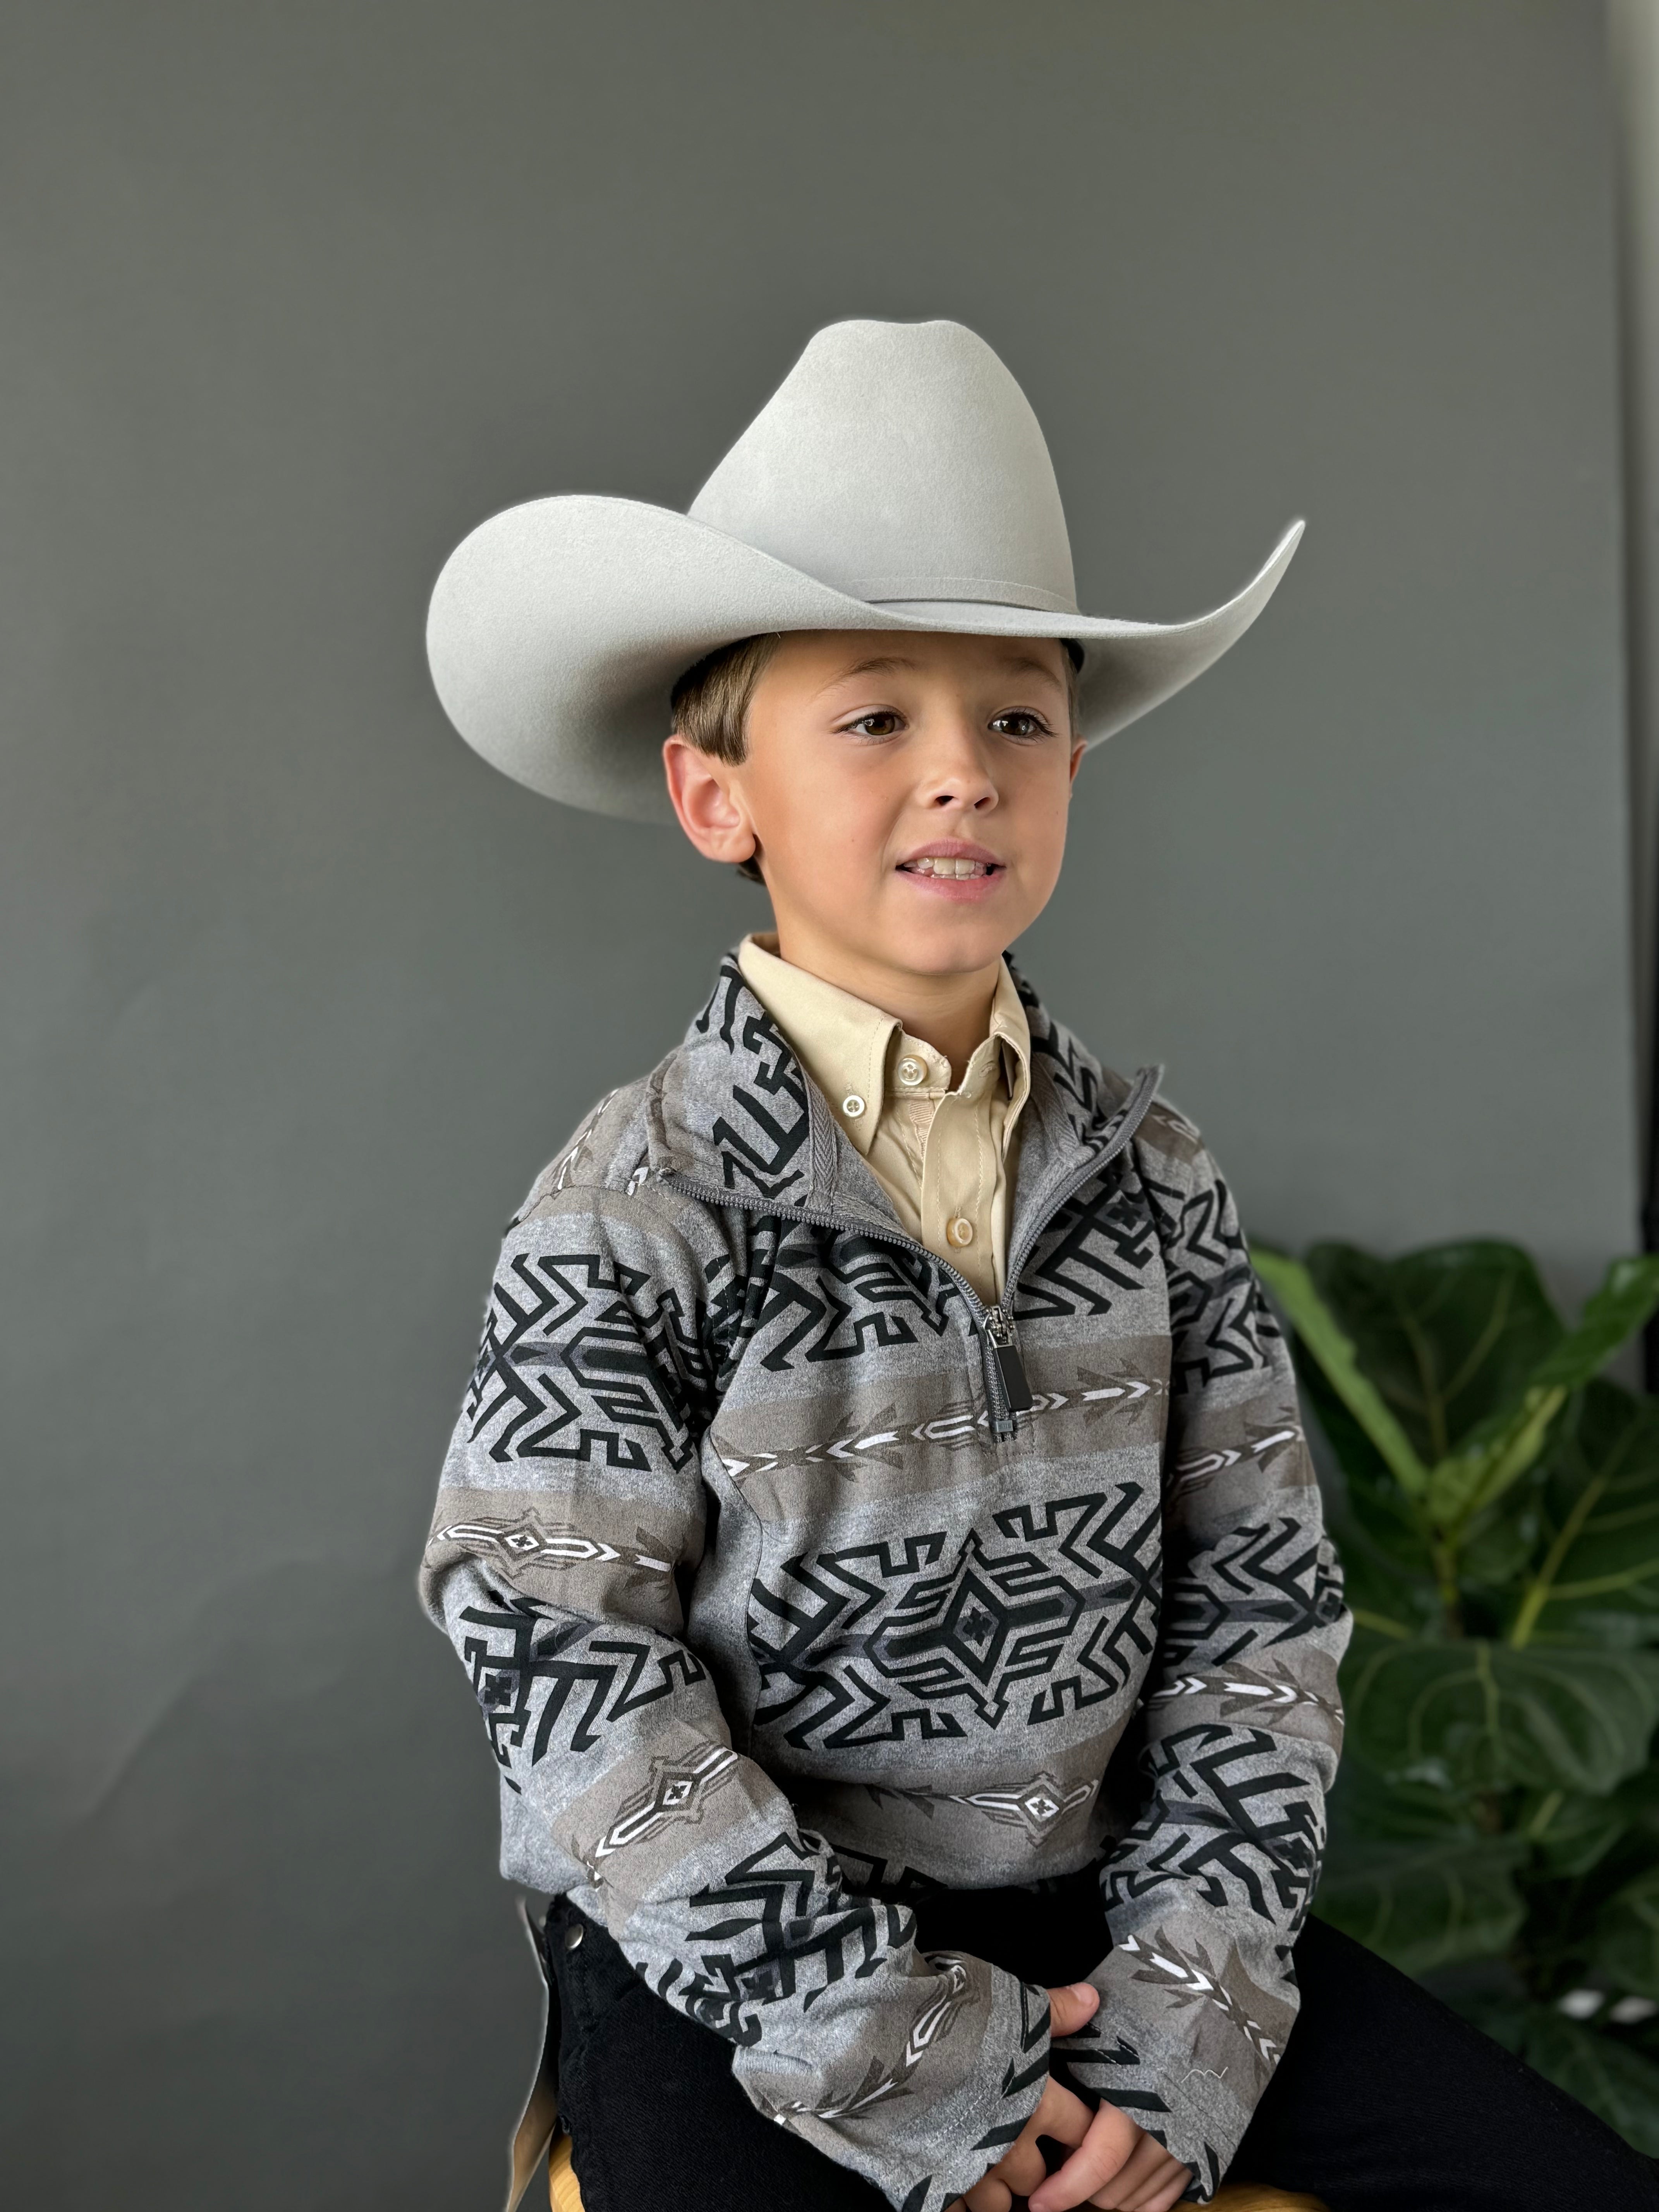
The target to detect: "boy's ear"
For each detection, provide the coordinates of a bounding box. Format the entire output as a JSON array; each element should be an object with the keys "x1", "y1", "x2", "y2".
[
  {"x1": 1068, "y1": 738, "x2": 1086, "y2": 785},
  {"x1": 663, "y1": 735, "x2": 761, "y2": 869}
]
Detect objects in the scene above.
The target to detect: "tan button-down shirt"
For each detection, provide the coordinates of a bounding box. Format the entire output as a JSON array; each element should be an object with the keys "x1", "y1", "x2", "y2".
[{"x1": 736, "y1": 933, "x2": 1031, "y2": 1307}]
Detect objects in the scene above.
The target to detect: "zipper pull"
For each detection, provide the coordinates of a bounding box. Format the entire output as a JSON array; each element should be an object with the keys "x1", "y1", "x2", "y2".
[{"x1": 982, "y1": 1305, "x2": 1034, "y2": 1417}]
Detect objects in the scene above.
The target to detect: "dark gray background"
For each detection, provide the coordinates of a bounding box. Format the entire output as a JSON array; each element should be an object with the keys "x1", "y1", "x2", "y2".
[{"x1": 1, "y1": 2, "x2": 1638, "y2": 2203}]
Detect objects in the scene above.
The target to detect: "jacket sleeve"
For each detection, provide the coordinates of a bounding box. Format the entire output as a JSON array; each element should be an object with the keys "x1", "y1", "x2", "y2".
[
  {"x1": 419, "y1": 1152, "x2": 1051, "y2": 2212},
  {"x1": 1052, "y1": 1109, "x2": 1350, "y2": 2201}
]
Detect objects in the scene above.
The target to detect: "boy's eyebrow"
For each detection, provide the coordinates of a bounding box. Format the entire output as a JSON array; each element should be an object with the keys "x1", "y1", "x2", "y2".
[
  {"x1": 813, "y1": 649, "x2": 1067, "y2": 693},
  {"x1": 995, "y1": 652, "x2": 1068, "y2": 686},
  {"x1": 814, "y1": 654, "x2": 918, "y2": 690}
]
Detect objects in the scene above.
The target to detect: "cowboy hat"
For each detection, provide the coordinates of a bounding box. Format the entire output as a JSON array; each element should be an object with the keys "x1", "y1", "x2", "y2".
[{"x1": 426, "y1": 318, "x2": 1303, "y2": 823}]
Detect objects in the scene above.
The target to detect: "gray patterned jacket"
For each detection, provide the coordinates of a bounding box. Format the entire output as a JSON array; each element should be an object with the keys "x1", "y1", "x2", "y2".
[{"x1": 420, "y1": 953, "x2": 1349, "y2": 2209}]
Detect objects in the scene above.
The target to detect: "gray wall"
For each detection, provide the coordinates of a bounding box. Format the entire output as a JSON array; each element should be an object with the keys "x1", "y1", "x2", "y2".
[
  {"x1": 1614, "y1": 0, "x2": 1659, "y2": 1160},
  {"x1": 0, "y1": 2, "x2": 1637, "y2": 2203}
]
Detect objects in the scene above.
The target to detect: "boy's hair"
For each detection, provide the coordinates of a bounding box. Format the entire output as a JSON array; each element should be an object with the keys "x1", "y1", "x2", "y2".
[{"x1": 670, "y1": 632, "x2": 1084, "y2": 885}]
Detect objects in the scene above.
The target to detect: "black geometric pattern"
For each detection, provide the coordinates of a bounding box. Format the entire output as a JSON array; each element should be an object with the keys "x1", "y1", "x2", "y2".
[
  {"x1": 1163, "y1": 1519, "x2": 1346, "y2": 1663},
  {"x1": 1014, "y1": 1159, "x2": 1161, "y2": 1323},
  {"x1": 704, "y1": 1215, "x2": 963, "y2": 1378},
  {"x1": 693, "y1": 960, "x2": 812, "y2": 1200},
  {"x1": 1102, "y1": 1725, "x2": 1324, "y2": 1926},
  {"x1": 459, "y1": 1590, "x2": 707, "y2": 1770},
  {"x1": 1145, "y1": 1170, "x2": 1274, "y2": 1391},
  {"x1": 658, "y1": 1829, "x2": 916, "y2": 2036},
  {"x1": 749, "y1": 1489, "x2": 1163, "y2": 1748},
  {"x1": 467, "y1": 1249, "x2": 711, "y2": 1470},
  {"x1": 1013, "y1": 961, "x2": 1111, "y2": 1137}
]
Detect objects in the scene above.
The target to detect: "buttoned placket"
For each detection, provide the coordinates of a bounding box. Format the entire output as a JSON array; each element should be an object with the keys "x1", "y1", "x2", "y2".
[
  {"x1": 733, "y1": 934, "x2": 1031, "y2": 1308},
  {"x1": 917, "y1": 1032, "x2": 1000, "y2": 1306}
]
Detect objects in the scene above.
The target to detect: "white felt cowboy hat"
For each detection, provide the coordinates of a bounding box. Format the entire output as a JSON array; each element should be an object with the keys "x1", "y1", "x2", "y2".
[{"x1": 426, "y1": 318, "x2": 1303, "y2": 823}]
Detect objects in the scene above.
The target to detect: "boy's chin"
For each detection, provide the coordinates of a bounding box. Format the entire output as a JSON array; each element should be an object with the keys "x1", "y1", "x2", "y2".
[
  {"x1": 776, "y1": 882, "x2": 1030, "y2": 978},
  {"x1": 866, "y1": 908, "x2": 1021, "y2": 979}
]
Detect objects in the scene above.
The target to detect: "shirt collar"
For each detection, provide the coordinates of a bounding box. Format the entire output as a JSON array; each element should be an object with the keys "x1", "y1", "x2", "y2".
[{"x1": 735, "y1": 934, "x2": 1031, "y2": 1159}]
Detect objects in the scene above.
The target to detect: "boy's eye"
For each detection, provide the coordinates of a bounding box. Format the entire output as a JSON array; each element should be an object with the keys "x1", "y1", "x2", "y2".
[
  {"x1": 843, "y1": 711, "x2": 904, "y2": 738},
  {"x1": 990, "y1": 711, "x2": 1050, "y2": 738}
]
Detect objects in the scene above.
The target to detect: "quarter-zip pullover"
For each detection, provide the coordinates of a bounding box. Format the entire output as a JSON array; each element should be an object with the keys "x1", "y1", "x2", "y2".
[{"x1": 420, "y1": 952, "x2": 1348, "y2": 2211}]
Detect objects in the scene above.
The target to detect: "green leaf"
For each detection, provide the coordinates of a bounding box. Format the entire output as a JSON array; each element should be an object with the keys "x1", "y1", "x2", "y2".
[
  {"x1": 1325, "y1": 1755, "x2": 1480, "y2": 1844},
  {"x1": 1530, "y1": 1258, "x2": 1659, "y2": 1395},
  {"x1": 1302, "y1": 1369, "x2": 1440, "y2": 1574},
  {"x1": 1320, "y1": 1493, "x2": 1439, "y2": 1635},
  {"x1": 1592, "y1": 1867, "x2": 1659, "y2": 1999},
  {"x1": 1425, "y1": 1384, "x2": 1566, "y2": 1532},
  {"x1": 1253, "y1": 1247, "x2": 1431, "y2": 1498},
  {"x1": 1316, "y1": 1831, "x2": 1525, "y2": 1975},
  {"x1": 1428, "y1": 1259, "x2": 1659, "y2": 1535},
  {"x1": 1345, "y1": 1638, "x2": 1659, "y2": 1795},
  {"x1": 1516, "y1": 1788, "x2": 1629, "y2": 1877},
  {"x1": 1534, "y1": 1589, "x2": 1659, "y2": 1649},
  {"x1": 1461, "y1": 1500, "x2": 1542, "y2": 1592},
  {"x1": 1525, "y1": 1385, "x2": 1659, "y2": 1620},
  {"x1": 1304, "y1": 1239, "x2": 1561, "y2": 1467},
  {"x1": 1518, "y1": 2009, "x2": 1659, "y2": 2154}
]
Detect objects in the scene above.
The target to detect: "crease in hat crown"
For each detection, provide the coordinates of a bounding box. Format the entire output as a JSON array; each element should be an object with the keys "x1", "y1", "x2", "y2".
[
  {"x1": 424, "y1": 312, "x2": 1304, "y2": 822},
  {"x1": 687, "y1": 319, "x2": 1080, "y2": 617}
]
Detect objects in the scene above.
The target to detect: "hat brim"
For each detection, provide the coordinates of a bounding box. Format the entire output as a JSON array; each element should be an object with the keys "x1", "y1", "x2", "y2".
[{"x1": 426, "y1": 496, "x2": 1304, "y2": 824}]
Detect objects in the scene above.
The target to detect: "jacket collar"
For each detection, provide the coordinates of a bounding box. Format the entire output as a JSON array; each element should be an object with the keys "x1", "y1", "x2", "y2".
[
  {"x1": 733, "y1": 931, "x2": 1031, "y2": 1165},
  {"x1": 646, "y1": 949, "x2": 1141, "y2": 1262}
]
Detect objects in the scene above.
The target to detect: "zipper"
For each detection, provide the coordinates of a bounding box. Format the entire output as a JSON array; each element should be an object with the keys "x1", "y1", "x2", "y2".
[
  {"x1": 661, "y1": 1062, "x2": 1161, "y2": 1440},
  {"x1": 980, "y1": 1301, "x2": 1034, "y2": 1422}
]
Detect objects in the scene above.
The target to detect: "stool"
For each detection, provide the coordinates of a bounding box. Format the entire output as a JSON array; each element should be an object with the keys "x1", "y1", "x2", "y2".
[{"x1": 547, "y1": 2131, "x2": 1324, "y2": 2211}]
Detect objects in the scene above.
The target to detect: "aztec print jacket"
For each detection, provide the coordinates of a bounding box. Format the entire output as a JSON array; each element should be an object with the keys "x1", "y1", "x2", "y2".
[{"x1": 420, "y1": 952, "x2": 1350, "y2": 2210}]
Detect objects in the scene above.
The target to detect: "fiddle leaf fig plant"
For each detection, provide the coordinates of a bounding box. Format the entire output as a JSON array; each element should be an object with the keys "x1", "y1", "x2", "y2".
[{"x1": 1254, "y1": 1238, "x2": 1659, "y2": 2149}]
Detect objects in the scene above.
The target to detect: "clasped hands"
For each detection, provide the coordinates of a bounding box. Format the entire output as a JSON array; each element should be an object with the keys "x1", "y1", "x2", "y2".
[{"x1": 947, "y1": 1983, "x2": 1190, "y2": 2212}]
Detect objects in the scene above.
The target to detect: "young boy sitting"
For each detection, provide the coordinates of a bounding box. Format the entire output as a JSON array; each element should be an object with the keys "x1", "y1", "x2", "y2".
[{"x1": 420, "y1": 321, "x2": 1659, "y2": 2212}]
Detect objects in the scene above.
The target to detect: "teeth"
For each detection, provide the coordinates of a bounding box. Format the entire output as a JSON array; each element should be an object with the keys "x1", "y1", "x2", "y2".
[{"x1": 908, "y1": 857, "x2": 991, "y2": 877}]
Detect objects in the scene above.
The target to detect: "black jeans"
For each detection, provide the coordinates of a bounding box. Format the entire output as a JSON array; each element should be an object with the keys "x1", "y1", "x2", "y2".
[{"x1": 544, "y1": 1873, "x2": 1659, "y2": 2212}]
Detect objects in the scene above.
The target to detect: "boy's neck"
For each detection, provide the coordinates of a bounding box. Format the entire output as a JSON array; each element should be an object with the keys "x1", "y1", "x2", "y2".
[{"x1": 768, "y1": 919, "x2": 1005, "y2": 1086}]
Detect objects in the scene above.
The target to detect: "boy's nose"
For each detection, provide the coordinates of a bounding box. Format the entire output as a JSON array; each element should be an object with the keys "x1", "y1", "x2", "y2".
[{"x1": 917, "y1": 722, "x2": 1000, "y2": 810}]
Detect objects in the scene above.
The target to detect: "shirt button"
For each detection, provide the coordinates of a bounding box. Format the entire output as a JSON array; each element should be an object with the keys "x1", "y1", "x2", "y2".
[
  {"x1": 897, "y1": 1056, "x2": 927, "y2": 1087},
  {"x1": 842, "y1": 1093, "x2": 866, "y2": 1119},
  {"x1": 947, "y1": 1217, "x2": 975, "y2": 1247}
]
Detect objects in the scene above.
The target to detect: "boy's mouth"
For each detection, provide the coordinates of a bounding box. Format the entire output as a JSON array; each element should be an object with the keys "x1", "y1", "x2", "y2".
[
  {"x1": 902, "y1": 836, "x2": 1008, "y2": 880},
  {"x1": 900, "y1": 855, "x2": 999, "y2": 879}
]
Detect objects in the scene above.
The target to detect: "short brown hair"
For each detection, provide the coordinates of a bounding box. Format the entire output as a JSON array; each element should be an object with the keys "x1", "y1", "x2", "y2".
[
  {"x1": 669, "y1": 632, "x2": 1085, "y2": 883},
  {"x1": 669, "y1": 634, "x2": 780, "y2": 879},
  {"x1": 670, "y1": 634, "x2": 782, "y2": 766}
]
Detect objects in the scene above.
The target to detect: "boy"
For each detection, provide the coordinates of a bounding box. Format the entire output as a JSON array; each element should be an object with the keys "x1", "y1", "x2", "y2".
[{"x1": 421, "y1": 322, "x2": 1658, "y2": 2212}]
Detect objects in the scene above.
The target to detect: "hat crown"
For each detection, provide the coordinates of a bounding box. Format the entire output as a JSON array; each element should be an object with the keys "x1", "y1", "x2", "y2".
[{"x1": 687, "y1": 319, "x2": 1079, "y2": 617}]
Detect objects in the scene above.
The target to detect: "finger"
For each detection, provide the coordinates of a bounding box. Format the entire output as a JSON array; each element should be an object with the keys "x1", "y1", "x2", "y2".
[
  {"x1": 1029, "y1": 2102, "x2": 1140, "y2": 2212},
  {"x1": 984, "y1": 2084, "x2": 1094, "y2": 2205},
  {"x1": 1044, "y1": 1980, "x2": 1102, "y2": 2038},
  {"x1": 1029, "y1": 2078, "x2": 1096, "y2": 2149},
  {"x1": 1119, "y1": 2167, "x2": 1190, "y2": 2212},
  {"x1": 962, "y1": 2175, "x2": 1013, "y2": 2212},
  {"x1": 1093, "y1": 2136, "x2": 1168, "y2": 2205},
  {"x1": 985, "y1": 2135, "x2": 1048, "y2": 2199},
  {"x1": 1106, "y1": 2145, "x2": 1189, "y2": 2212}
]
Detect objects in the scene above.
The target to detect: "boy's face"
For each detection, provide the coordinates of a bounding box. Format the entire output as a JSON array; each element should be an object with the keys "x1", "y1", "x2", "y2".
[{"x1": 664, "y1": 630, "x2": 1085, "y2": 988}]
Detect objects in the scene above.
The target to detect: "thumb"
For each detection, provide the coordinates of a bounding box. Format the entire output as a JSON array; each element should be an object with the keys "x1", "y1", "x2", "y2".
[{"x1": 1045, "y1": 1980, "x2": 1100, "y2": 2038}]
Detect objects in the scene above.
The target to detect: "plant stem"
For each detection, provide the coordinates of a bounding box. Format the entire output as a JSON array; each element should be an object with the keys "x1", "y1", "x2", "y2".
[
  {"x1": 1475, "y1": 1789, "x2": 1506, "y2": 1837},
  {"x1": 1350, "y1": 1607, "x2": 1413, "y2": 1640},
  {"x1": 1433, "y1": 1538, "x2": 1464, "y2": 1636},
  {"x1": 1509, "y1": 1469, "x2": 1609, "y2": 1650}
]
